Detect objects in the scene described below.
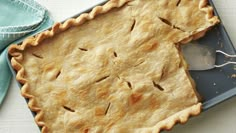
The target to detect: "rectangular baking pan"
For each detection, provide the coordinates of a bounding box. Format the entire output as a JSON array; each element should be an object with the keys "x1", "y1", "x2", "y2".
[
  {"x1": 190, "y1": 0, "x2": 236, "y2": 110},
  {"x1": 6, "y1": 0, "x2": 236, "y2": 113}
]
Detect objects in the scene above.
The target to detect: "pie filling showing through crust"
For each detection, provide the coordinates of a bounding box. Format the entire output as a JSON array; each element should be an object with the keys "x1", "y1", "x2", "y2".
[{"x1": 9, "y1": 0, "x2": 219, "y2": 133}]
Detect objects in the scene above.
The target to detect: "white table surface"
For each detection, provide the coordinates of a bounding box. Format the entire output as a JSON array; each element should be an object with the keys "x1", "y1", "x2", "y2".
[{"x1": 0, "y1": 0, "x2": 236, "y2": 133}]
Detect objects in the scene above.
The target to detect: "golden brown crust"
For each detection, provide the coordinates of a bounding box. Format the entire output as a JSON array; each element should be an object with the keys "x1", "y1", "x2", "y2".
[
  {"x1": 10, "y1": 1, "x2": 131, "y2": 132},
  {"x1": 136, "y1": 103, "x2": 202, "y2": 132},
  {"x1": 179, "y1": 0, "x2": 219, "y2": 44},
  {"x1": 9, "y1": 0, "x2": 219, "y2": 132}
]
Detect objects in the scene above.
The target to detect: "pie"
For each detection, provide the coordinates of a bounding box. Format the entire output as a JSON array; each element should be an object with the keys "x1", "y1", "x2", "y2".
[{"x1": 9, "y1": 0, "x2": 219, "y2": 132}]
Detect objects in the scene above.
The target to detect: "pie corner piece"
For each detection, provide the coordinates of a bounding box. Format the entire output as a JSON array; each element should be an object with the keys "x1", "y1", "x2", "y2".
[{"x1": 9, "y1": 0, "x2": 219, "y2": 132}]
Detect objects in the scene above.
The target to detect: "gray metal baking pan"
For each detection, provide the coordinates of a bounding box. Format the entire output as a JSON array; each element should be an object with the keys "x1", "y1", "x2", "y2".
[
  {"x1": 6, "y1": 0, "x2": 236, "y2": 117},
  {"x1": 190, "y1": 0, "x2": 236, "y2": 110}
]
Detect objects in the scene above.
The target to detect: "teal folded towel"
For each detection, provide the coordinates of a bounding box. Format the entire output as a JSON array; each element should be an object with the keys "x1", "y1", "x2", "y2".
[
  {"x1": 0, "y1": 49, "x2": 11, "y2": 106},
  {"x1": 0, "y1": 0, "x2": 54, "y2": 106}
]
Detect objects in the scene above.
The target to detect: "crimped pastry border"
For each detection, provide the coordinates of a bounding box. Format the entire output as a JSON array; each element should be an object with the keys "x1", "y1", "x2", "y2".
[{"x1": 9, "y1": 0, "x2": 218, "y2": 132}]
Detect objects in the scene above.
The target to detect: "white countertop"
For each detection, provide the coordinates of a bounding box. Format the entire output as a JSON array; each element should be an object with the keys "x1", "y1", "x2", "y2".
[{"x1": 0, "y1": 0, "x2": 236, "y2": 133}]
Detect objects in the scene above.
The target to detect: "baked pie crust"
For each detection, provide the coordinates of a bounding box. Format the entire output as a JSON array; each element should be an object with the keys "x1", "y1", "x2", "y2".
[{"x1": 9, "y1": 0, "x2": 219, "y2": 132}]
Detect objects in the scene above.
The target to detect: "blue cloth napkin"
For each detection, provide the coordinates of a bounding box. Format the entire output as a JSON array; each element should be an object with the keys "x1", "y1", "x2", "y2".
[{"x1": 0, "y1": 0, "x2": 54, "y2": 106}]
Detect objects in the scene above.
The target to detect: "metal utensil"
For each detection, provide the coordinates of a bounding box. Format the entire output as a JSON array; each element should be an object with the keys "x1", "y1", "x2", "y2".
[{"x1": 182, "y1": 42, "x2": 236, "y2": 71}]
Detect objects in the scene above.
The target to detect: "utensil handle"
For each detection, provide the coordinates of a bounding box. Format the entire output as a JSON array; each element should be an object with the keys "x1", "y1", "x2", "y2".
[
  {"x1": 214, "y1": 50, "x2": 236, "y2": 68},
  {"x1": 216, "y1": 50, "x2": 236, "y2": 57},
  {"x1": 214, "y1": 62, "x2": 236, "y2": 68},
  {"x1": 203, "y1": 87, "x2": 236, "y2": 110}
]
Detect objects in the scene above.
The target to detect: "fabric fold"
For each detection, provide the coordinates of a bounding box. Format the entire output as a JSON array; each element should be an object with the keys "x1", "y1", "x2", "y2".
[
  {"x1": 0, "y1": 49, "x2": 12, "y2": 106},
  {"x1": 0, "y1": 0, "x2": 46, "y2": 50}
]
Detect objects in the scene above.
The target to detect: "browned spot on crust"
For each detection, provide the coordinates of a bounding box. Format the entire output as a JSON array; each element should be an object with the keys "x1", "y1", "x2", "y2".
[
  {"x1": 96, "y1": 88, "x2": 109, "y2": 99},
  {"x1": 95, "y1": 103, "x2": 111, "y2": 116},
  {"x1": 84, "y1": 128, "x2": 89, "y2": 133},
  {"x1": 130, "y1": 93, "x2": 142, "y2": 105},
  {"x1": 78, "y1": 89, "x2": 89, "y2": 100},
  {"x1": 95, "y1": 106, "x2": 105, "y2": 116},
  {"x1": 140, "y1": 40, "x2": 159, "y2": 52},
  {"x1": 148, "y1": 42, "x2": 158, "y2": 51},
  {"x1": 150, "y1": 96, "x2": 160, "y2": 109}
]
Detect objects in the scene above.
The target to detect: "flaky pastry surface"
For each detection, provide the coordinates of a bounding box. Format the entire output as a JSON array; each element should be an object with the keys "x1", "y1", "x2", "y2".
[{"x1": 9, "y1": 0, "x2": 219, "y2": 132}]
